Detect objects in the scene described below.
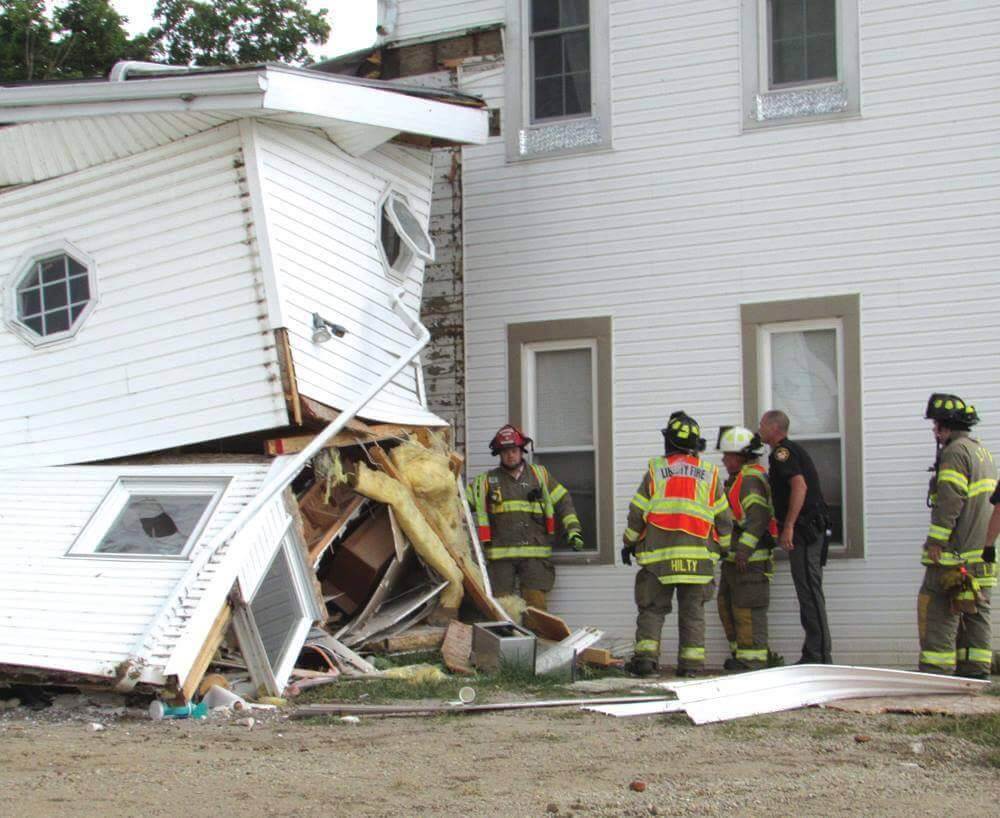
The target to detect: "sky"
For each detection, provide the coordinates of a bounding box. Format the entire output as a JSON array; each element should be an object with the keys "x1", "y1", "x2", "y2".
[{"x1": 53, "y1": 0, "x2": 377, "y2": 61}]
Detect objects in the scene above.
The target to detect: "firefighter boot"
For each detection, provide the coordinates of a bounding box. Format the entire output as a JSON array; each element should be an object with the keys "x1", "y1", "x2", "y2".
[{"x1": 625, "y1": 656, "x2": 658, "y2": 677}]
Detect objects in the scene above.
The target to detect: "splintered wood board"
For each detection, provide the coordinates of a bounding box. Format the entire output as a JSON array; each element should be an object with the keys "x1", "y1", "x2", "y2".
[
  {"x1": 523, "y1": 607, "x2": 572, "y2": 642},
  {"x1": 441, "y1": 621, "x2": 474, "y2": 675}
]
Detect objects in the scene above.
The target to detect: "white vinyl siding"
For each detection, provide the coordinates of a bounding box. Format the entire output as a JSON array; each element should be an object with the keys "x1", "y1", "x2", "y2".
[
  {"x1": 0, "y1": 463, "x2": 272, "y2": 683},
  {"x1": 386, "y1": 0, "x2": 505, "y2": 43},
  {"x1": 458, "y1": 0, "x2": 1000, "y2": 666},
  {"x1": 0, "y1": 124, "x2": 288, "y2": 470},
  {"x1": 249, "y1": 120, "x2": 444, "y2": 426}
]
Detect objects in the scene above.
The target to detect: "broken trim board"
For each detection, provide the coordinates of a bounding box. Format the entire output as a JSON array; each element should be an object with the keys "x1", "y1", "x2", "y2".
[
  {"x1": 585, "y1": 700, "x2": 687, "y2": 717},
  {"x1": 290, "y1": 695, "x2": 675, "y2": 719},
  {"x1": 535, "y1": 628, "x2": 603, "y2": 676},
  {"x1": 304, "y1": 629, "x2": 378, "y2": 675},
  {"x1": 522, "y1": 607, "x2": 572, "y2": 642},
  {"x1": 441, "y1": 621, "x2": 474, "y2": 675},
  {"x1": 586, "y1": 665, "x2": 990, "y2": 723},
  {"x1": 341, "y1": 581, "x2": 448, "y2": 647}
]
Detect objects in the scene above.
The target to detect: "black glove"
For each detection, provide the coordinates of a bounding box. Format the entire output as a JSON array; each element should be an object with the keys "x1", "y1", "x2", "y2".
[
  {"x1": 984, "y1": 546, "x2": 996, "y2": 564},
  {"x1": 620, "y1": 545, "x2": 634, "y2": 566}
]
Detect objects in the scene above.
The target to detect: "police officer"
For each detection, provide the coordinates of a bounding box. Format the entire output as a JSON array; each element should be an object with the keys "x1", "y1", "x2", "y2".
[
  {"x1": 468, "y1": 424, "x2": 583, "y2": 611},
  {"x1": 621, "y1": 411, "x2": 732, "y2": 677},
  {"x1": 919, "y1": 394, "x2": 997, "y2": 678},
  {"x1": 758, "y1": 409, "x2": 833, "y2": 664}
]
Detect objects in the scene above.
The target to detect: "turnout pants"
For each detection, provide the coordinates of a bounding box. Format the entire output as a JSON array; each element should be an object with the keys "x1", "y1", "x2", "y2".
[
  {"x1": 789, "y1": 533, "x2": 832, "y2": 663},
  {"x1": 918, "y1": 565, "x2": 993, "y2": 676},
  {"x1": 633, "y1": 568, "x2": 709, "y2": 671},
  {"x1": 488, "y1": 557, "x2": 555, "y2": 610},
  {"x1": 717, "y1": 562, "x2": 770, "y2": 669}
]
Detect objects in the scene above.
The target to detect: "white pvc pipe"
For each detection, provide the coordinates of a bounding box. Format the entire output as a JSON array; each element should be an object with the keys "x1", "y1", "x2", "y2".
[{"x1": 109, "y1": 61, "x2": 191, "y2": 82}]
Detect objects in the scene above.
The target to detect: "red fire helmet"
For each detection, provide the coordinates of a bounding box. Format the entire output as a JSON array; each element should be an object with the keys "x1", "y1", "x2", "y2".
[{"x1": 489, "y1": 424, "x2": 533, "y2": 456}]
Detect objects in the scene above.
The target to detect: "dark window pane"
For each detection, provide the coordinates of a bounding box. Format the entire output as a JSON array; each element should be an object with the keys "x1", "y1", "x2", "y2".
[
  {"x1": 807, "y1": 33, "x2": 837, "y2": 80},
  {"x1": 772, "y1": 39, "x2": 805, "y2": 85},
  {"x1": 380, "y1": 213, "x2": 402, "y2": 267},
  {"x1": 66, "y1": 256, "x2": 87, "y2": 277},
  {"x1": 564, "y1": 72, "x2": 591, "y2": 115},
  {"x1": 21, "y1": 266, "x2": 39, "y2": 289},
  {"x1": 23, "y1": 315, "x2": 43, "y2": 335},
  {"x1": 534, "y1": 76, "x2": 564, "y2": 119},
  {"x1": 71, "y1": 302, "x2": 87, "y2": 321},
  {"x1": 96, "y1": 493, "x2": 213, "y2": 555},
  {"x1": 40, "y1": 256, "x2": 65, "y2": 284},
  {"x1": 43, "y1": 281, "x2": 68, "y2": 310},
  {"x1": 560, "y1": 0, "x2": 588, "y2": 27},
  {"x1": 536, "y1": 451, "x2": 597, "y2": 552},
  {"x1": 807, "y1": 0, "x2": 836, "y2": 34},
  {"x1": 563, "y1": 30, "x2": 590, "y2": 73},
  {"x1": 44, "y1": 309, "x2": 70, "y2": 335},
  {"x1": 771, "y1": 0, "x2": 804, "y2": 40},
  {"x1": 798, "y1": 438, "x2": 843, "y2": 542},
  {"x1": 531, "y1": 0, "x2": 559, "y2": 32},
  {"x1": 69, "y1": 275, "x2": 90, "y2": 304},
  {"x1": 19, "y1": 288, "x2": 41, "y2": 318},
  {"x1": 533, "y1": 34, "x2": 563, "y2": 77}
]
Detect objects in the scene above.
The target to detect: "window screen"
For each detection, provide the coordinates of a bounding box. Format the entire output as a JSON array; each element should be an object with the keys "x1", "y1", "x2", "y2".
[
  {"x1": 534, "y1": 347, "x2": 593, "y2": 447},
  {"x1": 95, "y1": 493, "x2": 215, "y2": 556},
  {"x1": 250, "y1": 549, "x2": 301, "y2": 670}
]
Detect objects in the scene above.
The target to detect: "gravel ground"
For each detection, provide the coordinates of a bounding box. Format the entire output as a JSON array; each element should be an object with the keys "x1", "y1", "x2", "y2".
[{"x1": 1, "y1": 694, "x2": 999, "y2": 817}]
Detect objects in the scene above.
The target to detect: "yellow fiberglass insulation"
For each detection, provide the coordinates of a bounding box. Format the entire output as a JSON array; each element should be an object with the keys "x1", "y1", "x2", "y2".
[
  {"x1": 389, "y1": 441, "x2": 486, "y2": 588},
  {"x1": 497, "y1": 594, "x2": 528, "y2": 624},
  {"x1": 348, "y1": 461, "x2": 465, "y2": 609}
]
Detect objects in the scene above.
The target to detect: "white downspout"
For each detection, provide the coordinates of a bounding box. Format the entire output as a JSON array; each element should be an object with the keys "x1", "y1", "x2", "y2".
[{"x1": 117, "y1": 281, "x2": 430, "y2": 691}]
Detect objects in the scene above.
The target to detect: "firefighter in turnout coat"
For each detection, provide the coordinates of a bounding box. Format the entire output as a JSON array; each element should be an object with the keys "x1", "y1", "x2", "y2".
[
  {"x1": 716, "y1": 426, "x2": 777, "y2": 671},
  {"x1": 919, "y1": 394, "x2": 998, "y2": 679},
  {"x1": 468, "y1": 425, "x2": 583, "y2": 611},
  {"x1": 622, "y1": 411, "x2": 732, "y2": 677}
]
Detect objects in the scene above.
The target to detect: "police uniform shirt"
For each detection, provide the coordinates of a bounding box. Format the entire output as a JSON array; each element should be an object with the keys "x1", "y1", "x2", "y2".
[
  {"x1": 992, "y1": 480, "x2": 1000, "y2": 506},
  {"x1": 767, "y1": 438, "x2": 825, "y2": 526}
]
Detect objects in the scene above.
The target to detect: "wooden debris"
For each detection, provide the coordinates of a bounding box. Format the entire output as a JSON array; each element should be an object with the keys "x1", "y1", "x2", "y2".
[
  {"x1": 579, "y1": 647, "x2": 620, "y2": 668},
  {"x1": 362, "y1": 625, "x2": 447, "y2": 655},
  {"x1": 522, "y1": 607, "x2": 572, "y2": 642},
  {"x1": 298, "y1": 479, "x2": 365, "y2": 566},
  {"x1": 441, "y1": 621, "x2": 474, "y2": 675},
  {"x1": 181, "y1": 604, "x2": 232, "y2": 702}
]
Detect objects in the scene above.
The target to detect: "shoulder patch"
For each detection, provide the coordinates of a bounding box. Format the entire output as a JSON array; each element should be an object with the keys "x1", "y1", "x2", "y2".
[{"x1": 774, "y1": 447, "x2": 790, "y2": 462}]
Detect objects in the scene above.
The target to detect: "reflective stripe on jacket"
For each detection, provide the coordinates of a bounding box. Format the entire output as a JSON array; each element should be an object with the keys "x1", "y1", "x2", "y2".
[{"x1": 724, "y1": 463, "x2": 777, "y2": 577}]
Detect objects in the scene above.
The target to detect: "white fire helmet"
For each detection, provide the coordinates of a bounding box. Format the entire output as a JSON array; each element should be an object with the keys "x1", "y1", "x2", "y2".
[{"x1": 716, "y1": 425, "x2": 764, "y2": 457}]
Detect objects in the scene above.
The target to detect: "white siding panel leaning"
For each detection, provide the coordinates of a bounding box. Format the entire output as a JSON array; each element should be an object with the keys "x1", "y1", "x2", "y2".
[
  {"x1": 0, "y1": 463, "x2": 271, "y2": 683},
  {"x1": 457, "y1": 1, "x2": 1000, "y2": 667},
  {"x1": 250, "y1": 120, "x2": 446, "y2": 426},
  {"x1": 0, "y1": 123, "x2": 289, "y2": 470},
  {"x1": 385, "y1": 0, "x2": 504, "y2": 44}
]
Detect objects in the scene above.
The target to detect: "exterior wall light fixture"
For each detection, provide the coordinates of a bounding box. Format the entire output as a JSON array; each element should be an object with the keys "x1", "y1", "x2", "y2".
[{"x1": 311, "y1": 312, "x2": 348, "y2": 344}]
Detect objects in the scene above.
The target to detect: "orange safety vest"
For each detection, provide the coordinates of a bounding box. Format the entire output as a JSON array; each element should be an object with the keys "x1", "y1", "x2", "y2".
[
  {"x1": 727, "y1": 464, "x2": 779, "y2": 539},
  {"x1": 646, "y1": 454, "x2": 718, "y2": 539}
]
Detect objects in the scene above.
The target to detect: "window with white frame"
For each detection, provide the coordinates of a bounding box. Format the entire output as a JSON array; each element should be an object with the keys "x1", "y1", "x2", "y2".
[
  {"x1": 522, "y1": 340, "x2": 599, "y2": 553},
  {"x1": 4, "y1": 242, "x2": 98, "y2": 347},
  {"x1": 506, "y1": 0, "x2": 610, "y2": 161},
  {"x1": 377, "y1": 189, "x2": 434, "y2": 282},
  {"x1": 741, "y1": 0, "x2": 859, "y2": 127},
  {"x1": 758, "y1": 319, "x2": 845, "y2": 543},
  {"x1": 68, "y1": 477, "x2": 230, "y2": 558}
]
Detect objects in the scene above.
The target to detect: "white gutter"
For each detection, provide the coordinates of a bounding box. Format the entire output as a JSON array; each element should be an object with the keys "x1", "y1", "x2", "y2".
[{"x1": 118, "y1": 280, "x2": 430, "y2": 690}]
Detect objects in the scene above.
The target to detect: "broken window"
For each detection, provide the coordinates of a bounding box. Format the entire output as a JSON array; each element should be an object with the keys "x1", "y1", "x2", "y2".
[
  {"x1": 5, "y1": 243, "x2": 97, "y2": 347},
  {"x1": 378, "y1": 190, "x2": 434, "y2": 281},
  {"x1": 741, "y1": 0, "x2": 859, "y2": 126},
  {"x1": 68, "y1": 477, "x2": 229, "y2": 559}
]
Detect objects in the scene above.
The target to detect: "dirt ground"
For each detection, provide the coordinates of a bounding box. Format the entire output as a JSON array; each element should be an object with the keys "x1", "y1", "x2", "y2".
[{"x1": 2, "y1": 698, "x2": 1000, "y2": 818}]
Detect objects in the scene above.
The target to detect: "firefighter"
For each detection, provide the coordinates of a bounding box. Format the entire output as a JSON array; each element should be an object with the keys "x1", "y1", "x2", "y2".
[
  {"x1": 621, "y1": 411, "x2": 732, "y2": 677},
  {"x1": 468, "y1": 424, "x2": 583, "y2": 611},
  {"x1": 919, "y1": 394, "x2": 997, "y2": 679},
  {"x1": 716, "y1": 426, "x2": 776, "y2": 671},
  {"x1": 758, "y1": 409, "x2": 833, "y2": 664}
]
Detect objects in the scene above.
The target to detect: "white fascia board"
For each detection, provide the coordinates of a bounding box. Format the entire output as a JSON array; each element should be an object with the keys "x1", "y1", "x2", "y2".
[
  {"x1": 0, "y1": 72, "x2": 268, "y2": 123},
  {"x1": 263, "y1": 69, "x2": 489, "y2": 145}
]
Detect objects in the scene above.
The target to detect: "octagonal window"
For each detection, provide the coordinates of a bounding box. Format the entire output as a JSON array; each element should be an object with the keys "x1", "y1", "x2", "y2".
[
  {"x1": 4, "y1": 242, "x2": 97, "y2": 347},
  {"x1": 378, "y1": 190, "x2": 434, "y2": 281}
]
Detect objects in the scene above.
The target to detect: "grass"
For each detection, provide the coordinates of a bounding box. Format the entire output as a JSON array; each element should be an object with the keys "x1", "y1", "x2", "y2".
[{"x1": 903, "y1": 712, "x2": 1000, "y2": 746}]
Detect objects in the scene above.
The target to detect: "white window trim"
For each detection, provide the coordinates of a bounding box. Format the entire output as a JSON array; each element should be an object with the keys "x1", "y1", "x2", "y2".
[
  {"x1": 741, "y1": 0, "x2": 860, "y2": 129},
  {"x1": 66, "y1": 476, "x2": 230, "y2": 560},
  {"x1": 757, "y1": 317, "x2": 847, "y2": 546},
  {"x1": 376, "y1": 187, "x2": 434, "y2": 283},
  {"x1": 505, "y1": 0, "x2": 611, "y2": 162},
  {"x1": 521, "y1": 338, "x2": 600, "y2": 553},
  {"x1": 3, "y1": 239, "x2": 98, "y2": 349}
]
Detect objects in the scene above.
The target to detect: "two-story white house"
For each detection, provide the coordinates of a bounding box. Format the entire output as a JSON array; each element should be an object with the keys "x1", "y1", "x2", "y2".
[{"x1": 347, "y1": 0, "x2": 1000, "y2": 667}]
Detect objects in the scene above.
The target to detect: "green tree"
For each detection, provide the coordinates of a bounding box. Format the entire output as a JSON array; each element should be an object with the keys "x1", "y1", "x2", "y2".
[
  {"x1": 0, "y1": 0, "x2": 151, "y2": 80},
  {"x1": 150, "y1": 0, "x2": 330, "y2": 66}
]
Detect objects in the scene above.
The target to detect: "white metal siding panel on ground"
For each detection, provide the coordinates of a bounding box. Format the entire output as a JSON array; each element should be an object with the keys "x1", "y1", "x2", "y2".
[
  {"x1": 458, "y1": 1, "x2": 1000, "y2": 666},
  {"x1": 0, "y1": 124, "x2": 288, "y2": 470},
  {"x1": 388, "y1": 0, "x2": 504, "y2": 43},
  {"x1": 0, "y1": 463, "x2": 271, "y2": 681},
  {"x1": 0, "y1": 113, "x2": 238, "y2": 187},
  {"x1": 250, "y1": 120, "x2": 445, "y2": 426}
]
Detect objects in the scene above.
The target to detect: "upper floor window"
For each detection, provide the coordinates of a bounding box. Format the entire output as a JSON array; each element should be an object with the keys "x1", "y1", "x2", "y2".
[
  {"x1": 3, "y1": 242, "x2": 97, "y2": 347},
  {"x1": 378, "y1": 189, "x2": 434, "y2": 282},
  {"x1": 531, "y1": 0, "x2": 591, "y2": 121},
  {"x1": 741, "y1": 0, "x2": 859, "y2": 128},
  {"x1": 505, "y1": 0, "x2": 611, "y2": 161}
]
